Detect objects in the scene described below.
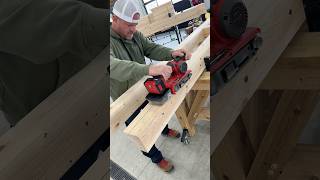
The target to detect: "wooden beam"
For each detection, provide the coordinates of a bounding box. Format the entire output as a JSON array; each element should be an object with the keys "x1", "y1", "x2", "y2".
[
  {"x1": 260, "y1": 57, "x2": 320, "y2": 90},
  {"x1": 213, "y1": 118, "x2": 255, "y2": 180},
  {"x1": 80, "y1": 149, "x2": 109, "y2": 180},
  {"x1": 211, "y1": 0, "x2": 306, "y2": 153},
  {"x1": 175, "y1": 90, "x2": 209, "y2": 136},
  {"x1": 279, "y1": 144, "x2": 320, "y2": 180},
  {"x1": 282, "y1": 32, "x2": 320, "y2": 58},
  {"x1": 197, "y1": 107, "x2": 210, "y2": 121},
  {"x1": 110, "y1": 77, "x2": 148, "y2": 133},
  {"x1": 0, "y1": 50, "x2": 107, "y2": 179},
  {"x1": 260, "y1": 32, "x2": 320, "y2": 90},
  {"x1": 240, "y1": 90, "x2": 283, "y2": 153},
  {"x1": 188, "y1": 90, "x2": 209, "y2": 124},
  {"x1": 176, "y1": 100, "x2": 196, "y2": 136},
  {"x1": 137, "y1": 3, "x2": 207, "y2": 37},
  {"x1": 110, "y1": 20, "x2": 210, "y2": 133},
  {"x1": 124, "y1": 36, "x2": 210, "y2": 151},
  {"x1": 246, "y1": 90, "x2": 319, "y2": 180},
  {"x1": 192, "y1": 71, "x2": 210, "y2": 90}
]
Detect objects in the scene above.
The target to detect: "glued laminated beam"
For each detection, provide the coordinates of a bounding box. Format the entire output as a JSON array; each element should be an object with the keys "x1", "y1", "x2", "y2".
[
  {"x1": 110, "y1": 20, "x2": 210, "y2": 133},
  {"x1": 0, "y1": 50, "x2": 108, "y2": 179},
  {"x1": 211, "y1": 0, "x2": 306, "y2": 153},
  {"x1": 260, "y1": 32, "x2": 320, "y2": 90},
  {"x1": 124, "y1": 35, "x2": 210, "y2": 152}
]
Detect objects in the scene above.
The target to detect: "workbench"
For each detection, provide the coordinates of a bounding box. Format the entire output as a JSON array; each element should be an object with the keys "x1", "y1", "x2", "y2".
[{"x1": 176, "y1": 71, "x2": 210, "y2": 143}]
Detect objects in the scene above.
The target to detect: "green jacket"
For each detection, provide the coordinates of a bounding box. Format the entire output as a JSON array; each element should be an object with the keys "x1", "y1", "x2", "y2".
[
  {"x1": 110, "y1": 29, "x2": 173, "y2": 100},
  {"x1": 0, "y1": 0, "x2": 108, "y2": 125}
]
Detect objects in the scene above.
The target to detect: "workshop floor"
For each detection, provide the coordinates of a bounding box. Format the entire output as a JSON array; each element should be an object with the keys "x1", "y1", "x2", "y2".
[{"x1": 110, "y1": 114, "x2": 210, "y2": 180}]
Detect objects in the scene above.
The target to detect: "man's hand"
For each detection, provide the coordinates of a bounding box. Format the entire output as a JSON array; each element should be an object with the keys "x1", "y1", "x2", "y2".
[
  {"x1": 149, "y1": 64, "x2": 172, "y2": 80},
  {"x1": 171, "y1": 49, "x2": 192, "y2": 60}
]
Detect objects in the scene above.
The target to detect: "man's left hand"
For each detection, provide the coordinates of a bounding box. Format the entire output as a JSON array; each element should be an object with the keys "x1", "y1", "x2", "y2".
[{"x1": 171, "y1": 49, "x2": 192, "y2": 60}]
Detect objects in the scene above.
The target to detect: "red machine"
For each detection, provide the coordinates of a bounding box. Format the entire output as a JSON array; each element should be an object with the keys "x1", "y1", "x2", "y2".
[
  {"x1": 144, "y1": 55, "x2": 192, "y2": 104},
  {"x1": 207, "y1": 0, "x2": 263, "y2": 94}
]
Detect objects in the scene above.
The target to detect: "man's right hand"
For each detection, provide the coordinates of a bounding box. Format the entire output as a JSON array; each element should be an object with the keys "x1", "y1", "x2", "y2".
[{"x1": 148, "y1": 64, "x2": 172, "y2": 80}]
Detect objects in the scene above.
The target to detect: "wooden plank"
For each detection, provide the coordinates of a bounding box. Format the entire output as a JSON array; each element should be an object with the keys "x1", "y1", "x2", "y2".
[
  {"x1": 188, "y1": 90, "x2": 209, "y2": 124},
  {"x1": 110, "y1": 20, "x2": 210, "y2": 133},
  {"x1": 137, "y1": 3, "x2": 206, "y2": 37},
  {"x1": 110, "y1": 77, "x2": 148, "y2": 133},
  {"x1": 279, "y1": 144, "x2": 320, "y2": 180},
  {"x1": 211, "y1": 0, "x2": 306, "y2": 153},
  {"x1": 185, "y1": 90, "x2": 194, "y2": 111},
  {"x1": 260, "y1": 57, "x2": 320, "y2": 90},
  {"x1": 192, "y1": 71, "x2": 210, "y2": 90},
  {"x1": 246, "y1": 90, "x2": 320, "y2": 180},
  {"x1": 281, "y1": 32, "x2": 320, "y2": 58},
  {"x1": 124, "y1": 36, "x2": 210, "y2": 151},
  {"x1": 176, "y1": 101, "x2": 196, "y2": 136},
  {"x1": 240, "y1": 90, "x2": 282, "y2": 152},
  {"x1": 0, "y1": 50, "x2": 107, "y2": 179},
  {"x1": 80, "y1": 149, "x2": 109, "y2": 180},
  {"x1": 213, "y1": 119, "x2": 255, "y2": 180},
  {"x1": 197, "y1": 107, "x2": 210, "y2": 121},
  {"x1": 260, "y1": 32, "x2": 320, "y2": 90}
]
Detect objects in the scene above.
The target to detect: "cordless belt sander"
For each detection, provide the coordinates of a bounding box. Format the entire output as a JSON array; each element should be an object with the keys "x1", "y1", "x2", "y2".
[
  {"x1": 206, "y1": 0, "x2": 263, "y2": 95},
  {"x1": 144, "y1": 55, "x2": 192, "y2": 105}
]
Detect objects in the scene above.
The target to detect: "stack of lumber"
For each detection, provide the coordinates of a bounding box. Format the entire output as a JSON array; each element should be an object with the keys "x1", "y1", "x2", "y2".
[{"x1": 137, "y1": 3, "x2": 207, "y2": 37}]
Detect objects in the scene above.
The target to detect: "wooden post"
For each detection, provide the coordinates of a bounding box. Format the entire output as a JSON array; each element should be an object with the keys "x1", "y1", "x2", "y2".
[{"x1": 246, "y1": 90, "x2": 319, "y2": 180}]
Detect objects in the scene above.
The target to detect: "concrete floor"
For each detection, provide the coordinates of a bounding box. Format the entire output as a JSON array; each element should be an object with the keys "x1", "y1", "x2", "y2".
[{"x1": 110, "y1": 115, "x2": 210, "y2": 180}]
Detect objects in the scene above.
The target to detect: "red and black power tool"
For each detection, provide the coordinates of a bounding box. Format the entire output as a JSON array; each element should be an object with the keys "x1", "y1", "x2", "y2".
[
  {"x1": 206, "y1": 0, "x2": 263, "y2": 95},
  {"x1": 144, "y1": 55, "x2": 192, "y2": 105}
]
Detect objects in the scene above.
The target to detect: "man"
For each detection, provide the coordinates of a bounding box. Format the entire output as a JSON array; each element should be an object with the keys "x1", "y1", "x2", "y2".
[
  {"x1": 110, "y1": 0, "x2": 191, "y2": 173},
  {"x1": 0, "y1": 0, "x2": 108, "y2": 178}
]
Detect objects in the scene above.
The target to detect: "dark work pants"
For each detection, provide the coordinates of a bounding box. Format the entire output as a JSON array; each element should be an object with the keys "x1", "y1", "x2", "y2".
[{"x1": 125, "y1": 100, "x2": 169, "y2": 163}]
